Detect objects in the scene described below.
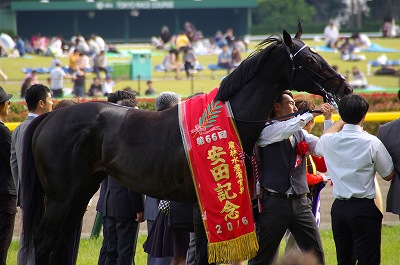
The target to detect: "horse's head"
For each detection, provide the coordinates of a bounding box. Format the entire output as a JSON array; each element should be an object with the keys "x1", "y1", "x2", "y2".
[{"x1": 283, "y1": 23, "x2": 353, "y2": 106}]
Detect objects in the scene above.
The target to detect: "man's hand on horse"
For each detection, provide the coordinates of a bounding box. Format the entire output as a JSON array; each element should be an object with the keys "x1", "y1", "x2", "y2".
[{"x1": 313, "y1": 102, "x2": 334, "y2": 118}]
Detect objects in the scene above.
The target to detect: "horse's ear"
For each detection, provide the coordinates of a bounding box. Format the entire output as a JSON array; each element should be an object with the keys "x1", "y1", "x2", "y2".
[
  {"x1": 283, "y1": 30, "x2": 294, "y2": 49},
  {"x1": 294, "y1": 22, "x2": 303, "y2": 39}
]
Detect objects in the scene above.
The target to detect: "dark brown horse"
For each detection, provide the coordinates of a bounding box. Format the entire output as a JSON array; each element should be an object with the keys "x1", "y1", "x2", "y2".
[{"x1": 21, "y1": 24, "x2": 352, "y2": 265}]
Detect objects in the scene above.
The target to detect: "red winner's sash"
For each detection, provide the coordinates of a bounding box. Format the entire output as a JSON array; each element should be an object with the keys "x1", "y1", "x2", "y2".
[{"x1": 179, "y1": 88, "x2": 258, "y2": 263}]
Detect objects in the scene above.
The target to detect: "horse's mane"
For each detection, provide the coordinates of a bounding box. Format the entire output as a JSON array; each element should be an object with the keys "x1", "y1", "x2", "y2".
[{"x1": 216, "y1": 35, "x2": 283, "y2": 101}]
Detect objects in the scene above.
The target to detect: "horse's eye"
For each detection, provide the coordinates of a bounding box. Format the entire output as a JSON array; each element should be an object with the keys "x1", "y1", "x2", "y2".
[{"x1": 305, "y1": 56, "x2": 319, "y2": 68}]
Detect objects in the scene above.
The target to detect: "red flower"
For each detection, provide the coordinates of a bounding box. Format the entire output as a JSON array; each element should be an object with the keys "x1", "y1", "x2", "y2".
[{"x1": 296, "y1": 141, "x2": 309, "y2": 157}]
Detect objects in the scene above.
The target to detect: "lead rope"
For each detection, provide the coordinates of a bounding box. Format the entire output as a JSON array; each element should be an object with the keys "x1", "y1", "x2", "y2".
[{"x1": 238, "y1": 148, "x2": 262, "y2": 213}]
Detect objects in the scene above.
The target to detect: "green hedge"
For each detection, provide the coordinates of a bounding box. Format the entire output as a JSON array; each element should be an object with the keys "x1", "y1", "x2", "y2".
[{"x1": 5, "y1": 93, "x2": 399, "y2": 137}]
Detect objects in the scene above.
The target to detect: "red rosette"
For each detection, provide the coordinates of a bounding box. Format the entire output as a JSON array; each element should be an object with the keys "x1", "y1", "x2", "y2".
[{"x1": 296, "y1": 141, "x2": 309, "y2": 156}]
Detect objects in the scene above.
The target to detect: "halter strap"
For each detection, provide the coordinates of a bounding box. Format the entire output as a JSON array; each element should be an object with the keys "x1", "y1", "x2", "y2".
[
  {"x1": 291, "y1": 44, "x2": 308, "y2": 59},
  {"x1": 284, "y1": 42, "x2": 340, "y2": 111}
]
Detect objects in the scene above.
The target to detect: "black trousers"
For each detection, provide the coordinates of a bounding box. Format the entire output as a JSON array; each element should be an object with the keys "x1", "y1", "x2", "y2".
[
  {"x1": 0, "y1": 195, "x2": 17, "y2": 265},
  {"x1": 331, "y1": 198, "x2": 383, "y2": 265},
  {"x1": 105, "y1": 216, "x2": 140, "y2": 265},
  {"x1": 52, "y1": 88, "x2": 64, "y2": 98},
  {"x1": 249, "y1": 195, "x2": 324, "y2": 265}
]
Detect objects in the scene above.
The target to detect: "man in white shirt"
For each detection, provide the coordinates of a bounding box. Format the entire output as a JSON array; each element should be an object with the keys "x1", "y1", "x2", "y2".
[
  {"x1": 315, "y1": 94, "x2": 394, "y2": 265},
  {"x1": 50, "y1": 62, "x2": 66, "y2": 98},
  {"x1": 249, "y1": 90, "x2": 334, "y2": 265},
  {"x1": 323, "y1": 21, "x2": 339, "y2": 49},
  {"x1": 93, "y1": 50, "x2": 108, "y2": 79}
]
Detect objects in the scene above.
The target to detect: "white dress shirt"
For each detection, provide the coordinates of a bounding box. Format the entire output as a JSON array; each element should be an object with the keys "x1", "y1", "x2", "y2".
[
  {"x1": 315, "y1": 124, "x2": 394, "y2": 199},
  {"x1": 257, "y1": 112, "x2": 334, "y2": 155}
]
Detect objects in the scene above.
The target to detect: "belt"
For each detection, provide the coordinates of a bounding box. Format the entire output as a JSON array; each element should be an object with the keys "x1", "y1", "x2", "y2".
[
  {"x1": 336, "y1": 197, "x2": 373, "y2": 202},
  {"x1": 264, "y1": 190, "x2": 305, "y2": 200}
]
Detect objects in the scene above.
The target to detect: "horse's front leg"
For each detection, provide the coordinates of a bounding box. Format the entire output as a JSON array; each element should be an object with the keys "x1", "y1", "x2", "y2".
[{"x1": 193, "y1": 203, "x2": 216, "y2": 265}]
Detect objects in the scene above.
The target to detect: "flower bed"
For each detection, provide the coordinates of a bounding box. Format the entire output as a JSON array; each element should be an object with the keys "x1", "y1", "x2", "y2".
[{"x1": 6, "y1": 92, "x2": 399, "y2": 136}]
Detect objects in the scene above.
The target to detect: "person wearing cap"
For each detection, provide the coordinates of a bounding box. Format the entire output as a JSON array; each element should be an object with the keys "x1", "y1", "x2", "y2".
[
  {"x1": 0, "y1": 86, "x2": 16, "y2": 265},
  {"x1": 11, "y1": 84, "x2": 53, "y2": 265}
]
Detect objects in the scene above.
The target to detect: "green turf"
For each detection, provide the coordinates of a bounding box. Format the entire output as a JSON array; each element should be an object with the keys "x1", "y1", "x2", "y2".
[
  {"x1": 6, "y1": 225, "x2": 400, "y2": 264},
  {"x1": 1, "y1": 38, "x2": 399, "y2": 100}
]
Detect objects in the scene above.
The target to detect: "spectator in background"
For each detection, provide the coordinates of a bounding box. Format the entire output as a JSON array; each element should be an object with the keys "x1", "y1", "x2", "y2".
[
  {"x1": 0, "y1": 86, "x2": 16, "y2": 265},
  {"x1": 14, "y1": 36, "x2": 25, "y2": 57},
  {"x1": 176, "y1": 32, "x2": 191, "y2": 52},
  {"x1": 184, "y1": 21, "x2": 196, "y2": 42},
  {"x1": 159, "y1": 25, "x2": 172, "y2": 50},
  {"x1": 217, "y1": 44, "x2": 233, "y2": 74},
  {"x1": 224, "y1": 28, "x2": 235, "y2": 48},
  {"x1": 75, "y1": 38, "x2": 89, "y2": 55},
  {"x1": 349, "y1": 66, "x2": 368, "y2": 88},
  {"x1": 73, "y1": 68, "x2": 86, "y2": 98},
  {"x1": 231, "y1": 47, "x2": 242, "y2": 68},
  {"x1": 164, "y1": 49, "x2": 182, "y2": 80},
  {"x1": 50, "y1": 55, "x2": 61, "y2": 68},
  {"x1": 160, "y1": 26, "x2": 172, "y2": 45},
  {"x1": 24, "y1": 70, "x2": 39, "y2": 85},
  {"x1": 88, "y1": 37, "x2": 100, "y2": 56},
  {"x1": 351, "y1": 32, "x2": 372, "y2": 50},
  {"x1": 102, "y1": 75, "x2": 114, "y2": 96},
  {"x1": 20, "y1": 77, "x2": 33, "y2": 98},
  {"x1": 183, "y1": 47, "x2": 197, "y2": 78},
  {"x1": 68, "y1": 49, "x2": 80, "y2": 74},
  {"x1": 93, "y1": 50, "x2": 108, "y2": 78},
  {"x1": 323, "y1": 20, "x2": 339, "y2": 49},
  {"x1": 145, "y1": 80, "x2": 157, "y2": 96},
  {"x1": 338, "y1": 38, "x2": 354, "y2": 61},
  {"x1": 88, "y1": 77, "x2": 102, "y2": 97},
  {"x1": 78, "y1": 53, "x2": 91, "y2": 72},
  {"x1": 92, "y1": 34, "x2": 106, "y2": 52},
  {"x1": 213, "y1": 30, "x2": 226, "y2": 48},
  {"x1": 48, "y1": 35, "x2": 63, "y2": 57},
  {"x1": 50, "y1": 62, "x2": 67, "y2": 98},
  {"x1": 70, "y1": 33, "x2": 85, "y2": 48}
]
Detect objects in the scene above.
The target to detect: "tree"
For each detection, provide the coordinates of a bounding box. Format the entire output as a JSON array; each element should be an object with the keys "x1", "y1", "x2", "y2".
[{"x1": 252, "y1": 0, "x2": 315, "y2": 33}]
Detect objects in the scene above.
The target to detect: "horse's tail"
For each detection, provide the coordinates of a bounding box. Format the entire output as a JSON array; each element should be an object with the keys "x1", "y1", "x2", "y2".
[{"x1": 21, "y1": 112, "x2": 51, "y2": 248}]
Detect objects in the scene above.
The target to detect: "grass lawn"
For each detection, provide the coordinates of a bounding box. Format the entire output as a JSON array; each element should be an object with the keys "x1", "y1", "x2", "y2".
[
  {"x1": 1, "y1": 38, "x2": 399, "y2": 99},
  {"x1": 6, "y1": 225, "x2": 400, "y2": 264}
]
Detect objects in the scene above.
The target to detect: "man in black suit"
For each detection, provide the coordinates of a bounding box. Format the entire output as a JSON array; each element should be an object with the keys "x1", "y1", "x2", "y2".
[
  {"x1": 378, "y1": 89, "x2": 400, "y2": 217},
  {"x1": 0, "y1": 86, "x2": 16, "y2": 265},
  {"x1": 104, "y1": 91, "x2": 145, "y2": 265}
]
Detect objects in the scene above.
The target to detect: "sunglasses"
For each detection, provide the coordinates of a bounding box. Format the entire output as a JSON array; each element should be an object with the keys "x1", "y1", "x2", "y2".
[{"x1": 6, "y1": 101, "x2": 11, "y2": 106}]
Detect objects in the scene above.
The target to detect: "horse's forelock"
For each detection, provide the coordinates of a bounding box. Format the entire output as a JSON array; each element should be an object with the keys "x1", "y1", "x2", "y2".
[{"x1": 216, "y1": 35, "x2": 284, "y2": 101}]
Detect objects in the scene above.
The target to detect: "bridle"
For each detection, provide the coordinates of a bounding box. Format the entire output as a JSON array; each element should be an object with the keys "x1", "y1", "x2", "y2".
[
  {"x1": 284, "y1": 42, "x2": 346, "y2": 111},
  {"x1": 232, "y1": 40, "x2": 346, "y2": 125}
]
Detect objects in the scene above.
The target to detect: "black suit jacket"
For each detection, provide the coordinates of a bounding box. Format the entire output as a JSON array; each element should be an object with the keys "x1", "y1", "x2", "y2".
[
  {"x1": 104, "y1": 176, "x2": 144, "y2": 218},
  {"x1": 378, "y1": 119, "x2": 400, "y2": 215},
  {"x1": 0, "y1": 122, "x2": 16, "y2": 197}
]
